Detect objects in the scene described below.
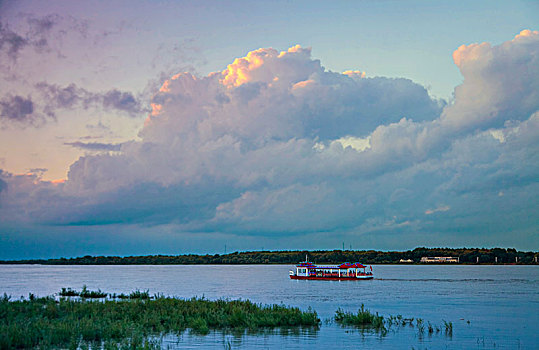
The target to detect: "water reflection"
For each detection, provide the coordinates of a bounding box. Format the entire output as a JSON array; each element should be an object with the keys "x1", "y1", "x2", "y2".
[{"x1": 161, "y1": 326, "x2": 320, "y2": 349}]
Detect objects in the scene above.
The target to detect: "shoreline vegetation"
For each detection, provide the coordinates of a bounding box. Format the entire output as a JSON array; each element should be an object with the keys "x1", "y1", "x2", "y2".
[
  {"x1": 0, "y1": 289, "x2": 320, "y2": 349},
  {"x1": 0, "y1": 288, "x2": 458, "y2": 349},
  {"x1": 334, "y1": 304, "x2": 454, "y2": 338},
  {"x1": 1, "y1": 247, "x2": 537, "y2": 265}
]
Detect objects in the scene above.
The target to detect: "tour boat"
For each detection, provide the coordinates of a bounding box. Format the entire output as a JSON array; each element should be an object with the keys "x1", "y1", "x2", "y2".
[{"x1": 289, "y1": 257, "x2": 374, "y2": 280}]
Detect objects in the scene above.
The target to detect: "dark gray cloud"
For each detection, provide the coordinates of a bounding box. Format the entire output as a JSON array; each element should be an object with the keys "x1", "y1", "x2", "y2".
[
  {"x1": 293, "y1": 76, "x2": 445, "y2": 140},
  {"x1": 36, "y1": 82, "x2": 147, "y2": 119},
  {"x1": 0, "y1": 22, "x2": 27, "y2": 60},
  {"x1": 102, "y1": 89, "x2": 144, "y2": 117},
  {"x1": 35, "y1": 83, "x2": 85, "y2": 116},
  {"x1": 0, "y1": 94, "x2": 35, "y2": 122},
  {"x1": 26, "y1": 15, "x2": 57, "y2": 34},
  {"x1": 0, "y1": 170, "x2": 7, "y2": 195},
  {"x1": 28, "y1": 168, "x2": 47, "y2": 174},
  {"x1": 0, "y1": 82, "x2": 147, "y2": 127},
  {"x1": 0, "y1": 178, "x2": 6, "y2": 194},
  {"x1": 64, "y1": 141, "x2": 122, "y2": 151},
  {"x1": 61, "y1": 180, "x2": 240, "y2": 226},
  {"x1": 0, "y1": 14, "x2": 65, "y2": 61},
  {"x1": 24, "y1": 14, "x2": 59, "y2": 53}
]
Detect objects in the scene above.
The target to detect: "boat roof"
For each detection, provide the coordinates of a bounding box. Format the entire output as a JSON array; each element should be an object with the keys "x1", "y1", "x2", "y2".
[{"x1": 296, "y1": 262, "x2": 367, "y2": 268}]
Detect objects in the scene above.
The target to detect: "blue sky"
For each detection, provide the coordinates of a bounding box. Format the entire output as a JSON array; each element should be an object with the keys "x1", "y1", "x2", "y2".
[{"x1": 0, "y1": 0, "x2": 537, "y2": 258}]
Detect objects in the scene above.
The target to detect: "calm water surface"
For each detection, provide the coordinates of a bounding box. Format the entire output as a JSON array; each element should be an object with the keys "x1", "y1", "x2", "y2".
[{"x1": 0, "y1": 264, "x2": 537, "y2": 349}]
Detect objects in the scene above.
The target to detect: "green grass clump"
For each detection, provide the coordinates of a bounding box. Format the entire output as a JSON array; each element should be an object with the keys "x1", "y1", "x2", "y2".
[
  {"x1": 443, "y1": 320, "x2": 453, "y2": 336},
  {"x1": 59, "y1": 288, "x2": 79, "y2": 297},
  {"x1": 0, "y1": 291, "x2": 320, "y2": 349},
  {"x1": 110, "y1": 290, "x2": 150, "y2": 300},
  {"x1": 335, "y1": 304, "x2": 385, "y2": 332},
  {"x1": 129, "y1": 290, "x2": 150, "y2": 299},
  {"x1": 79, "y1": 285, "x2": 108, "y2": 298},
  {"x1": 335, "y1": 305, "x2": 454, "y2": 339}
]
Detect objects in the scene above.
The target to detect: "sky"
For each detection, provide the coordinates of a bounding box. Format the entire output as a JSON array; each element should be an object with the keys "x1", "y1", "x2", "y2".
[{"x1": 0, "y1": 0, "x2": 538, "y2": 259}]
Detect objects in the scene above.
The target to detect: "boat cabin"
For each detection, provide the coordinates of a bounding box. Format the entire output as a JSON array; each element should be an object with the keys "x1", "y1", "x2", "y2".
[{"x1": 290, "y1": 259, "x2": 373, "y2": 280}]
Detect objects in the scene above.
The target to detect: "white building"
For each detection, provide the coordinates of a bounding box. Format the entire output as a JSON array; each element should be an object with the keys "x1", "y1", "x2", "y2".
[{"x1": 420, "y1": 256, "x2": 459, "y2": 263}]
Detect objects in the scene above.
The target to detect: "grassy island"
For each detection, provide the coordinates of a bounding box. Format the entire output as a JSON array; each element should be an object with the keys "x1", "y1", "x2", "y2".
[{"x1": 0, "y1": 290, "x2": 320, "y2": 349}]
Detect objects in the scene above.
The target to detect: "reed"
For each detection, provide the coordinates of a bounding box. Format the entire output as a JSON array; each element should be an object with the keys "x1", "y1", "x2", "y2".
[
  {"x1": 416, "y1": 318, "x2": 424, "y2": 334},
  {"x1": 335, "y1": 305, "x2": 453, "y2": 339},
  {"x1": 0, "y1": 291, "x2": 320, "y2": 349},
  {"x1": 129, "y1": 289, "x2": 150, "y2": 299},
  {"x1": 427, "y1": 321, "x2": 434, "y2": 334},
  {"x1": 79, "y1": 285, "x2": 107, "y2": 298},
  {"x1": 334, "y1": 304, "x2": 386, "y2": 332},
  {"x1": 110, "y1": 290, "x2": 150, "y2": 300},
  {"x1": 443, "y1": 320, "x2": 453, "y2": 336},
  {"x1": 59, "y1": 288, "x2": 79, "y2": 297}
]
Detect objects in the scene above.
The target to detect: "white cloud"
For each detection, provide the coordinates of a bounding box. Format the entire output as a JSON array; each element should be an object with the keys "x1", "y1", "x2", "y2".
[
  {"x1": 331, "y1": 136, "x2": 371, "y2": 152},
  {"x1": 425, "y1": 206, "x2": 450, "y2": 215},
  {"x1": 1, "y1": 32, "x2": 538, "y2": 249},
  {"x1": 441, "y1": 30, "x2": 539, "y2": 132}
]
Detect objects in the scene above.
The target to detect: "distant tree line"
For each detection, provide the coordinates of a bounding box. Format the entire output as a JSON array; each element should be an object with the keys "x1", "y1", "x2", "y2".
[{"x1": 1, "y1": 247, "x2": 537, "y2": 265}]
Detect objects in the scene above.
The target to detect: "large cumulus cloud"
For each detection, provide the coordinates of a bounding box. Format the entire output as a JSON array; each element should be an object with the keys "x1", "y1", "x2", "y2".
[
  {"x1": 441, "y1": 29, "x2": 539, "y2": 131},
  {"x1": 63, "y1": 45, "x2": 443, "y2": 194},
  {"x1": 1, "y1": 31, "x2": 538, "y2": 248}
]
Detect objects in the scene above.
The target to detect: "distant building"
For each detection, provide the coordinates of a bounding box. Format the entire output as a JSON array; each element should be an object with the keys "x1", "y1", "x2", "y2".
[
  {"x1": 420, "y1": 256, "x2": 459, "y2": 263},
  {"x1": 399, "y1": 259, "x2": 413, "y2": 263}
]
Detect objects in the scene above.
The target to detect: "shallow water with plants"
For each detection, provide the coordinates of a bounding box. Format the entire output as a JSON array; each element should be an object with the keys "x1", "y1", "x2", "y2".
[
  {"x1": 1, "y1": 293, "x2": 319, "y2": 349},
  {"x1": 0, "y1": 264, "x2": 537, "y2": 349}
]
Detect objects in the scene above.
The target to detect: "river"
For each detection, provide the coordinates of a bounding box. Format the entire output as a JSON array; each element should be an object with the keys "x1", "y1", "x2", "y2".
[{"x1": 0, "y1": 264, "x2": 537, "y2": 349}]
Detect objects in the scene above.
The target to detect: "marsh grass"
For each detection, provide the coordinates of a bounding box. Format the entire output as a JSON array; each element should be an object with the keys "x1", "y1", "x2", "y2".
[
  {"x1": 335, "y1": 304, "x2": 387, "y2": 335},
  {"x1": 128, "y1": 290, "x2": 150, "y2": 300},
  {"x1": 427, "y1": 321, "x2": 434, "y2": 334},
  {"x1": 443, "y1": 320, "x2": 453, "y2": 336},
  {"x1": 79, "y1": 285, "x2": 107, "y2": 298},
  {"x1": 111, "y1": 290, "x2": 151, "y2": 300},
  {"x1": 59, "y1": 288, "x2": 79, "y2": 297},
  {"x1": 0, "y1": 291, "x2": 320, "y2": 349},
  {"x1": 335, "y1": 305, "x2": 454, "y2": 339}
]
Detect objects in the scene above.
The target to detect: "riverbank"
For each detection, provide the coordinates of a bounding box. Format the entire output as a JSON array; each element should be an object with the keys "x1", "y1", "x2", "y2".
[{"x1": 1, "y1": 247, "x2": 537, "y2": 265}]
